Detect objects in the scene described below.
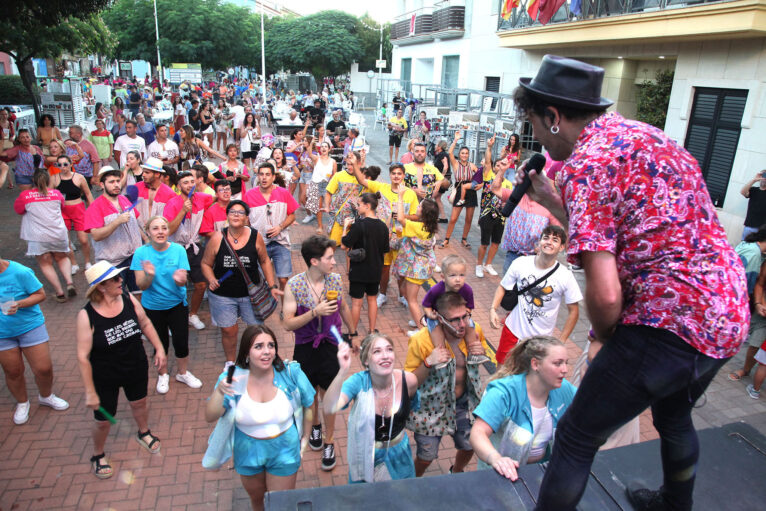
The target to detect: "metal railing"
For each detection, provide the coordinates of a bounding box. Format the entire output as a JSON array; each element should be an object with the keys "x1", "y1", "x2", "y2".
[
  {"x1": 497, "y1": 0, "x2": 730, "y2": 31},
  {"x1": 392, "y1": 2, "x2": 466, "y2": 40}
]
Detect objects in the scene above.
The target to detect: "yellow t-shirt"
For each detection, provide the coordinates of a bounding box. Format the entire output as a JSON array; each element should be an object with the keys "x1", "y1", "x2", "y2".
[
  {"x1": 325, "y1": 169, "x2": 359, "y2": 195},
  {"x1": 404, "y1": 323, "x2": 496, "y2": 372},
  {"x1": 364, "y1": 180, "x2": 419, "y2": 230},
  {"x1": 403, "y1": 163, "x2": 444, "y2": 198},
  {"x1": 388, "y1": 116, "x2": 408, "y2": 132},
  {"x1": 402, "y1": 220, "x2": 433, "y2": 240}
]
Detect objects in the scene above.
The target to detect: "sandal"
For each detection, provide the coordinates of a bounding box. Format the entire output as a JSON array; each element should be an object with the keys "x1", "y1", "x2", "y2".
[
  {"x1": 456, "y1": 199, "x2": 465, "y2": 207},
  {"x1": 135, "y1": 429, "x2": 161, "y2": 454},
  {"x1": 55, "y1": 294, "x2": 67, "y2": 303},
  {"x1": 90, "y1": 453, "x2": 113, "y2": 479},
  {"x1": 728, "y1": 370, "x2": 746, "y2": 381},
  {"x1": 461, "y1": 238, "x2": 471, "y2": 248},
  {"x1": 439, "y1": 238, "x2": 451, "y2": 249},
  {"x1": 67, "y1": 284, "x2": 77, "y2": 297}
]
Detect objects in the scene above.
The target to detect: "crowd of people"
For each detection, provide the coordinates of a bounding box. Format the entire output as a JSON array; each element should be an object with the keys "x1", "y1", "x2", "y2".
[{"x1": 0, "y1": 56, "x2": 756, "y2": 511}]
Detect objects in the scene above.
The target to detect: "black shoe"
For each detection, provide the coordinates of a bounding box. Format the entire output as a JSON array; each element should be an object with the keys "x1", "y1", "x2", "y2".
[
  {"x1": 308, "y1": 425, "x2": 323, "y2": 451},
  {"x1": 626, "y1": 482, "x2": 666, "y2": 510},
  {"x1": 321, "y1": 443, "x2": 336, "y2": 471}
]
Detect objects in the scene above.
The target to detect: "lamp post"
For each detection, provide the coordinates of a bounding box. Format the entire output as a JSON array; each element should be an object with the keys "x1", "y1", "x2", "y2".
[
  {"x1": 260, "y1": 1, "x2": 267, "y2": 101},
  {"x1": 152, "y1": 0, "x2": 163, "y2": 82}
]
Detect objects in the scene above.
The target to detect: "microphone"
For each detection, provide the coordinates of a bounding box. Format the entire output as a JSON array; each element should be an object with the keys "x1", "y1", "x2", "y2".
[{"x1": 502, "y1": 153, "x2": 547, "y2": 218}]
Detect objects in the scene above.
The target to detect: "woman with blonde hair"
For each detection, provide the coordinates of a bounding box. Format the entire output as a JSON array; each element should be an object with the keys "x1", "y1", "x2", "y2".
[{"x1": 469, "y1": 335, "x2": 576, "y2": 481}]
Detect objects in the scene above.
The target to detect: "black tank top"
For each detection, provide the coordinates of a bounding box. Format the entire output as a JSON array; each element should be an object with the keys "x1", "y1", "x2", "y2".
[
  {"x1": 212, "y1": 227, "x2": 261, "y2": 298},
  {"x1": 375, "y1": 372, "x2": 411, "y2": 442},
  {"x1": 56, "y1": 175, "x2": 81, "y2": 201},
  {"x1": 84, "y1": 293, "x2": 147, "y2": 375}
]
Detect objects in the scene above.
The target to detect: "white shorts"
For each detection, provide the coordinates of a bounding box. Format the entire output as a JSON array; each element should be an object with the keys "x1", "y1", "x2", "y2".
[
  {"x1": 26, "y1": 239, "x2": 70, "y2": 256},
  {"x1": 755, "y1": 348, "x2": 766, "y2": 365}
]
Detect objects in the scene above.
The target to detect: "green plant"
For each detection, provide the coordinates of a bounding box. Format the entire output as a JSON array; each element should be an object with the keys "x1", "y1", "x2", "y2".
[
  {"x1": 0, "y1": 75, "x2": 36, "y2": 105},
  {"x1": 636, "y1": 69, "x2": 674, "y2": 130}
]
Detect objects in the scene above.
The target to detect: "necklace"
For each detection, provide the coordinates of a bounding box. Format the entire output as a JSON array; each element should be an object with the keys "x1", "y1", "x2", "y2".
[{"x1": 229, "y1": 228, "x2": 244, "y2": 245}]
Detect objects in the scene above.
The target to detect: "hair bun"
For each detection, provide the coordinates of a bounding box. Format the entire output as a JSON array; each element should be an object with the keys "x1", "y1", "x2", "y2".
[{"x1": 375, "y1": 192, "x2": 381, "y2": 199}]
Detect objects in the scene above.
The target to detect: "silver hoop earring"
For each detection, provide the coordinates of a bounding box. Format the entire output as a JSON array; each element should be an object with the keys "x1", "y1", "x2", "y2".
[{"x1": 550, "y1": 125, "x2": 560, "y2": 135}]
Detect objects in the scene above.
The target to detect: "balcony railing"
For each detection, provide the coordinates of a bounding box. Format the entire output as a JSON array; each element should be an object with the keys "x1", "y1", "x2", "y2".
[
  {"x1": 497, "y1": 0, "x2": 731, "y2": 31},
  {"x1": 392, "y1": 1, "x2": 465, "y2": 42}
]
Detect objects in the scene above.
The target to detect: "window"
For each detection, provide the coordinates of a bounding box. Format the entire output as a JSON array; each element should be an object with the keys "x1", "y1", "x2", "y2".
[
  {"x1": 441, "y1": 56, "x2": 459, "y2": 88},
  {"x1": 400, "y1": 58, "x2": 412, "y2": 94},
  {"x1": 485, "y1": 76, "x2": 500, "y2": 109},
  {"x1": 684, "y1": 87, "x2": 748, "y2": 207}
]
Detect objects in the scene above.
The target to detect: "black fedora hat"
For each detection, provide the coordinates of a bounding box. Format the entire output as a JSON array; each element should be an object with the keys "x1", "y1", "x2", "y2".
[{"x1": 519, "y1": 55, "x2": 613, "y2": 110}]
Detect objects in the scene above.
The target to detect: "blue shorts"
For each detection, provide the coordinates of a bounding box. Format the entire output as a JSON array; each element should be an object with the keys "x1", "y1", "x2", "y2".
[
  {"x1": 13, "y1": 172, "x2": 34, "y2": 185},
  {"x1": 208, "y1": 292, "x2": 260, "y2": 328},
  {"x1": 0, "y1": 323, "x2": 49, "y2": 351},
  {"x1": 266, "y1": 242, "x2": 292, "y2": 278},
  {"x1": 233, "y1": 424, "x2": 301, "y2": 476},
  {"x1": 299, "y1": 171, "x2": 313, "y2": 184}
]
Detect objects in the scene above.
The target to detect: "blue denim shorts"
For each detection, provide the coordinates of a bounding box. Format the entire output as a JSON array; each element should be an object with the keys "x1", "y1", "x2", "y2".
[
  {"x1": 233, "y1": 424, "x2": 301, "y2": 476},
  {"x1": 0, "y1": 323, "x2": 49, "y2": 351},
  {"x1": 207, "y1": 292, "x2": 260, "y2": 328},
  {"x1": 266, "y1": 242, "x2": 292, "y2": 278},
  {"x1": 13, "y1": 172, "x2": 34, "y2": 185},
  {"x1": 299, "y1": 170, "x2": 313, "y2": 184}
]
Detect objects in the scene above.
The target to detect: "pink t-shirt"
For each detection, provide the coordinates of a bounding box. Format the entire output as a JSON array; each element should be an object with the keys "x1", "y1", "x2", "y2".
[
  {"x1": 134, "y1": 181, "x2": 177, "y2": 220},
  {"x1": 14, "y1": 189, "x2": 67, "y2": 243},
  {"x1": 200, "y1": 202, "x2": 228, "y2": 235},
  {"x1": 84, "y1": 195, "x2": 143, "y2": 265},
  {"x1": 243, "y1": 186, "x2": 298, "y2": 248},
  {"x1": 163, "y1": 193, "x2": 213, "y2": 250}
]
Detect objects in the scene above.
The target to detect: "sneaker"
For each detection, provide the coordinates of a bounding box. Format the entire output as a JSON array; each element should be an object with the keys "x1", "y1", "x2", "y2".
[
  {"x1": 747, "y1": 384, "x2": 761, "y2": 399},
  {"x1": 156, "y1": 373, "x2": 170, "y2": 394},
  {"x1": 376, "y1": 293, "x2": 388, "y2": 308},
  {"x1": 38, "y1": 394, "x2": 69, "y2": 411},
  {"x1": 309, "y1": 425, "x2": 323, "y2": 451},
  {"x1": 475, "y1": 265, "x2": 484, "y2": 278},
  {"x1": 399, "y1": 296, "x2": 408, "y2": 308},
  {"x1": 626, "y1": 482, "x2": 665, "y2": 510},
  {"x1": 188, "y1": 314, "x2": 205, "y2": 330},
  {"x1": 13, "y1": 401, "x2": 30, "y2": 425},
  {"x1": 408, "y1": 319, "x2": 418, "y2": 328},
  {"x1": 175, "y1": 371, "x2": 202, "y2": 389},
  {"x1": 85, "y1": 262, "x2": 92, "y2": 270},
  {"x1": 71, "y1": 264, "x2": 80, "y2": 275},
  {"x1": 434, "y1": 265, "x2": 442, "y2": 273},
  {"x1": 467, "y1": 354, "x2": 491, "y2": 365},
  {"x1": 321, "y1": 443, "x2": 336, "y2": 471},
  {"x1": 302, "y1": 214, "x2": 316, "y2": 224},
  {"x1": 568, "y1": 263, "x2": 584, "y2": 273},
  {"x1": 483, "y1": 264, "x2": 498, "y2": 276},
  {"x1": 407, "y1": 330, "x2": 420, "y2": 337}
]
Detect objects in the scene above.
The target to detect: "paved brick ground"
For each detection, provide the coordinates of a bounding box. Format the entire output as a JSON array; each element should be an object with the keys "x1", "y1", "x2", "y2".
[{"x1": 1, "y1": 111, "x2": 764, "y2": 510}]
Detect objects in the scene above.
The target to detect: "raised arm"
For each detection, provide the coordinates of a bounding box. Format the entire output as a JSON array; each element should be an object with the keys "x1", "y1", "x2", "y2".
[{"x1": 448, "y1": 131, "x2": 461, "y2": 168}]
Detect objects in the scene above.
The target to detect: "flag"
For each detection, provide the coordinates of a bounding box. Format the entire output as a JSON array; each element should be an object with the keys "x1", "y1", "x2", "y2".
[
  {"x1": 527, "y1": 0, "x2": 540, "y2": 21},
  {"x1": 537, "y1": 0, "x2": 567, "y2": 24},
  {"x1": 502, "y1": 0, "x2": 520, "y2": 20},
  {"x1": 570, "y1": 0, "x2": 582, "y2": 16},
  {"x1": 410, "y1": 14, "x2": 416, "y2": 35}
]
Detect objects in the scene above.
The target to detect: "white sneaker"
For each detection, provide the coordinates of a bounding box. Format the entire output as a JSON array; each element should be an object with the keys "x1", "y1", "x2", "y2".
[
  {"x1": 399, "y1": 296, "x2": 408, "y2": 308},
  {"x1": 156, "y1": 373, "x2": 170, "y2": 394},
  {"x1": 408, "y1": 320, "x2": 418, "y2": 328},
  {"x1": 483, "y1": 264, "x2": 498, "y2": 276},
  {"x1": 475, "y1": 265, "x2": 484, "y2": 278},
  {"x1": 568, "y1": 263, "x2": 584, "y2": 273},
  {"x1": 13, "y1": 401, "x2": 30, "y2": 424},
  {"x1": 71, "y1": 264, "x2": 80, "y2": 275},
  {"x1": 85, "y1": 262, "x2": 92, "y2": 270},
  {"x1": 302, "y1": 214, "x2": 316, "y2": 224},
  {"x1": 188, "y1": 314, "x2": 205, "y2": 330},
  {"x1": 176, "y1": 371, "x2": 203, "y2": 389},
  {"x1": 407, "y1": 329, "x2": 420, "y2": 338},
  {"x1": 434, "y1": 265, "x2": 442, "y2": 273},
  {"x1": 376, "y1": 293, "x2": 388, "y2": 308},
  {"x1": 38, "y1": 394, "x2": 69, "y2": 411}
]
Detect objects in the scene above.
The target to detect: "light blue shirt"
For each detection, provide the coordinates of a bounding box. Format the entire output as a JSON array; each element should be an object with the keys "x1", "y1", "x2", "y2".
[
  {"x1": 0, "y1": 261, "x2": 45, "y2": 338},
  {"x1": 130, "y1": 243, "x2": 190, "y2": 310}
]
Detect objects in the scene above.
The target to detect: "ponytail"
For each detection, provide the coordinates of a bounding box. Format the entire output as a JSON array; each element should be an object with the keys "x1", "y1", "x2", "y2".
[
  {"x1": 490, "y1": 335, "x2": 564, "y2": 382},
  {"x1": 33, "y1": 168, "x2": 49, "y2": 196}
]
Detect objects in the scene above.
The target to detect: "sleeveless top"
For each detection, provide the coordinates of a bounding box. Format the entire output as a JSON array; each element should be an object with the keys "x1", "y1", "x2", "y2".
[
  {"x1": 212, "y1": 227, "x2": 261, "y2": 297},
  {"x1": 217, "y1": 161, "x2": 246, "y2": 195},
  {"x1": 56, "y1": 175, "x2": 81, "y2": 201},
  {"x1": 454, "y1": 161, "x2": 473, "y2": 183},
  {"x1": 312, "y1": 157, "x2": 333, "y2": 183},
  {"x1": 84, "y1": 293, "x2": 147, "y2": 376},
  {"x1": 375, "y1": 373, "x2": 411, "y2": 442}
]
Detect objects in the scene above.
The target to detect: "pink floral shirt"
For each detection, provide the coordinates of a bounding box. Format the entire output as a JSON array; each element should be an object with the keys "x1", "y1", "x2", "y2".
[{"x1": 557, "y1": 112, "x2": 748, "y2": 359}]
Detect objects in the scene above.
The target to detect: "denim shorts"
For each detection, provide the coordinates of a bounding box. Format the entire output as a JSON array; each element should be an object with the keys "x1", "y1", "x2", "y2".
[
  {"x1": 233, "y1": 424, "x2": 301, "y2": 476},
  {"x1": 299, "y1": 170, "x2": 313, "y2": 184},
  {"x1": 266, "y1": 242, "x2": 292, "y2": 278},
  {"x1": 0, "y1": 323, "x2": 49, "y2": 351},
  {"x1": 13, "y1": 172, "x2": 33, "y2": 185},
  {"x1": 414, "y1": 393, "x2": 473, "y2": 461},
  {"x1": 207, "y1": 292, "x2": 260, "y2": 328}
]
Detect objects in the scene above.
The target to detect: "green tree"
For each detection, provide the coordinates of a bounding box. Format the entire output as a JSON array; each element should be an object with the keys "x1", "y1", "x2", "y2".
[
  {"x1": 103, "y1": 0, "x2": 268, "y2": 71},
  {"x1": 636, "y1": 69, "x2": 675, "y2": 130},
  {"x1": 0, "y1": 0, "x2": 113, "y2": 119},
  {"x1": 355, "y1": 15, "x2": 392, "y2": 73},
  {"x1": 267, "y1": 11, "x2": 362, "y2": 84}
]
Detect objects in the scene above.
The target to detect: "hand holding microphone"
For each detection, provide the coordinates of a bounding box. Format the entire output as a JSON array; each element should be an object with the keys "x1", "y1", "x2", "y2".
[{"x1": 502, "y1": 153, "x2": 548, "y2": 218}]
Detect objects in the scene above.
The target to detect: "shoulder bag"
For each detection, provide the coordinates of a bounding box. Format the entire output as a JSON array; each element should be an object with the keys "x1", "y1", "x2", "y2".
[
  {"x1": 501, "y1": 263, "x2": 560, "y2": 312},
  {"x1": 221, "y1": 229, "x2": 278, "y2": 321}
]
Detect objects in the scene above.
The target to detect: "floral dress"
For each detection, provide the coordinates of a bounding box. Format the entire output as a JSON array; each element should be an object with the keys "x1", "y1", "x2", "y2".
[{"x1": 391, "y1": 221, "x2": 436, "y2": 281}]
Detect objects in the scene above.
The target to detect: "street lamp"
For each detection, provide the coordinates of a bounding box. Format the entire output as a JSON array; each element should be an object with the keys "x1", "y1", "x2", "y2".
[{"x1": 152, "y1": 0, "x2": 162, "y2": 82}]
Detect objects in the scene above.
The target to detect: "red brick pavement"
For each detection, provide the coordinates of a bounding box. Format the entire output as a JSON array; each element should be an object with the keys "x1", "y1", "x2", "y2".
[{"x1": 0, "y1": 197, "x2": 658, "y2": 511}]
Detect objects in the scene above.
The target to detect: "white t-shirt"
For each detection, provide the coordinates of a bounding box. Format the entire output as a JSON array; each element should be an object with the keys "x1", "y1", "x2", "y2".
[
  {"x1": 230, "y1": 105, "x2": 245, "y2": 128},
  {"x1": 113, "y1": 134, "x2": 147, "y2": 167},
  {"x1": 529, "y1": 405, "x2": 553, "y2": 459},
  {"x1": 500, "y1": 255, "x2": 582, "y2": 339},
  {"x1": 147, "y1": 139, "x2": 179, "y2": 162}
]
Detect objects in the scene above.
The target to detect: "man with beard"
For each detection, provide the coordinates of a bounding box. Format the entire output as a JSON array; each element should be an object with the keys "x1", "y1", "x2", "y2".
[
  {"x1": 147, "y1": 125, "x2": 180, "y2": 168},
  {"x1": 403, "y1": 142, "x2": 447, "y2": 202},
  {"x1": 83, "y1": 167, "x2": 145, "y2": 292},
  {"x1": 113, "y1": 120, "x2": 147, "y2": 168}
]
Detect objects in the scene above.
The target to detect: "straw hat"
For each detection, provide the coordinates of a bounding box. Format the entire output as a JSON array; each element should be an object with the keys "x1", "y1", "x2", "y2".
[
  {"x1": 85, "y1": 261, "x2": 127, "y2": 298},
  {"x1": 140, "y1": 157, "x2": 165, "y2": 173}
]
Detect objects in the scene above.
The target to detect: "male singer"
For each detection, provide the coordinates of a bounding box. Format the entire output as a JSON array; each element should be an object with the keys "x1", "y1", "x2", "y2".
[{"x1": 514, "y1": 55, "x2": 749, "y2": 511}]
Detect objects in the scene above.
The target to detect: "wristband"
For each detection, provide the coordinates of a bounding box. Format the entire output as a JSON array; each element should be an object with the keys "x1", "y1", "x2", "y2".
[{"x1": 423, "y1": 357, "x2": 431, "y2": 369}]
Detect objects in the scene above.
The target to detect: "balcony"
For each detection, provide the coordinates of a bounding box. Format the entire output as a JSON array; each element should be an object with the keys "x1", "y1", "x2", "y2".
[
  {"x1": 391, "y1": 1, "x2": 466, "y2": 45},
  {"x1": 496, "y1": 0, "x2": 766, "y2": 49}
]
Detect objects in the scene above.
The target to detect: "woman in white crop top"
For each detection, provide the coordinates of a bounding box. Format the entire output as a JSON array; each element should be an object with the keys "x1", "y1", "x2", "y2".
[{"x1": 205, "y1": 325, "x2": 316, "y2": 511}]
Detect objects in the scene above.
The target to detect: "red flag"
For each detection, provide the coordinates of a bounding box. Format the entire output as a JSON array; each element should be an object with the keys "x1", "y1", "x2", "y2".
[
  {"x1": 502, "y1": 0, "x2": 520, "y2": 20},
  {"x1": 537, "y1": 0, "x2": 566, "y2": 25},
  {"x1": 527, "y1": 0, "x2": 540, "y2": 21},
  {"x1": 410, "y1": 14, "x2": 416, "y2": 35}
]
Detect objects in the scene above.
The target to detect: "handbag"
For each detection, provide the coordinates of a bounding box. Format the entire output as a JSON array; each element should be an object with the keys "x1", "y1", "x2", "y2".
[
  {"x1": 501, "y1": 263, "x2": 560, "y2": 311},
  {"x1": 347, "y1": 220, "x2": 367, "y2": 263},
  {"x1": 221, "y1": 229, "x2": 278, "y2": 321}
]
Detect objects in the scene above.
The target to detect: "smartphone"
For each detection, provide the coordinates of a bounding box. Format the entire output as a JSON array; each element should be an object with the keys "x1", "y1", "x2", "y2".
[{"x1": 226, "y1": 364, "x2": 235, "y2": 384}]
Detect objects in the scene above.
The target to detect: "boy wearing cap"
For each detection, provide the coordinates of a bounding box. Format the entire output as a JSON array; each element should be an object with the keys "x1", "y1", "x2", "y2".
[{"x1": 84, "y1": 167, "x2": 146, "y2": 293}]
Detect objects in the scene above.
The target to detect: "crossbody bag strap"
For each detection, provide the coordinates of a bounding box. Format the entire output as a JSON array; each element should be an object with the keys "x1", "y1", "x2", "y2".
[
  {"x1": 222, "y1": 228, "x2": 254, "y2": 288},
  {"x1": 517, "y1": 263, "x2": 560, "y2": 296}
]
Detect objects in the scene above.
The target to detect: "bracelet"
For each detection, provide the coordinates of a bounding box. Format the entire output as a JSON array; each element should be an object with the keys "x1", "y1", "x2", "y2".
[{"x1": 423, "y1": 357, "x2": 431, "y2": 369}]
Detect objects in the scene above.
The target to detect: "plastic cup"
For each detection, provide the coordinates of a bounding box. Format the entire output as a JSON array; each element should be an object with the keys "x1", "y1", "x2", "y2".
[
  {"x1": 0, "y1": 297, "x2": 15, "y2": 315},
  {"x1": 326, "y1": 290, "x2": 338, "y2": 302}
]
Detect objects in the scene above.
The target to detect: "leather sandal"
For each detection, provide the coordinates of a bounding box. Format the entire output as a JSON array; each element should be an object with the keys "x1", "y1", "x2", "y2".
[{"x1": 91, "y1": 453, "x2": 113, "y2": 479}]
